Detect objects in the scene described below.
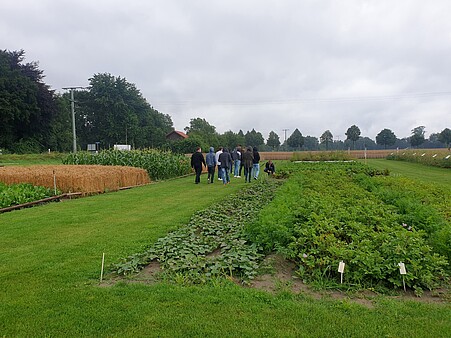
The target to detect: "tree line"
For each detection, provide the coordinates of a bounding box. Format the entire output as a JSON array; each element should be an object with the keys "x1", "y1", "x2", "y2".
[
  {"x1": 0, "y1": 49, "x2": 173, "y2": 154},
  {"x1": 1, "y1": 49, "x2": 450, "y2": 154},
  {"x1": 176, "y1": 120, "x2": 450, "y2": 153}
]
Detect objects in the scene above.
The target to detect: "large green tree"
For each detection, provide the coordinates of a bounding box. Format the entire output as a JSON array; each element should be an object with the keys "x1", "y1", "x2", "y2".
[
  {"x1": 438, "y1": 128, "x2": 451, "y2": 149},
  {"x1": 345, "y1": 125, "x2": 361, "y2": 149},
  {"x1": 184, "y1": 117, "x2": 219, "y2": 148},
  {"x1": 320, "y1": 130, "x2": 333, "y2": 150},
  {"x1": 77, "y1": 73, "x2": 173, "y2": 149},
  {"x1": 376, "y1": 128, "x2": 397, "y2": 149},
  {"x1": 266, "y1": 131, "x2": 280, "y2": 150},
  {"x1": 304, "y1": 136, "x2": 319, "y2": 150},
  {"x1": 244, "y1": 129, "x2": 265, "y2": 148},
  {"x1": 168, "y1": 134, "x2": 207, "y2": 154},
  {"x1": 218, "y1": 130, "x2": 244, "y2": 151},
  {"x1": 0, "y1": 49, "x2": 70, "y2": 152},
  {"x1": 287, "y1": 128, "x2": 304, "y2": 149},
  {"x1": 410, "y1": 126, "x2": 425, "y2": 148}
]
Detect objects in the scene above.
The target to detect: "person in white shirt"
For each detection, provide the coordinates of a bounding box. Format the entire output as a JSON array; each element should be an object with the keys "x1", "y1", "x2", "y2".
[{"x1": 215, "y1": 147, "x2": 223, "y2": 180}]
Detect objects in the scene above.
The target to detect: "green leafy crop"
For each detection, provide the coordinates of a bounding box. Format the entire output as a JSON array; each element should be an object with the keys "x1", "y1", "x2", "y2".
[
  {"x1": 112, "y1": 179, "x2": 282, "y2": 284},
  {"x1": 0, "y1": 182, "x2": 57, "y2": 208},
  {"x1": 247, "y1": 162, "x2": 449, "y2": 294},
  {"x1": 63, "y1": 149, "x2": 192, "y2": 180}
]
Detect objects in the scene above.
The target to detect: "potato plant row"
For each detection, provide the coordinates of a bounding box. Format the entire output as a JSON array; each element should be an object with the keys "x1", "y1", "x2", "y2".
[
  {"x1": 63, "y1": 149, "x2": 192, "y2": 180},
  {"x1": 247, "y1": 162, "x2": 449, "y2": 295},
  {"x1": 0, "y1": 182, "x2": 56, "y2": 209}
]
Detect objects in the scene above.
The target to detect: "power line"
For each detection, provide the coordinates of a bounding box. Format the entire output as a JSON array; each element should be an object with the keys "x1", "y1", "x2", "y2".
[
  {"x1": 154, "y1": 90, "x2": 451, "y2": 107},
  {"x1": 282, "y1": 128, "x2": 289, "y2": 151}
]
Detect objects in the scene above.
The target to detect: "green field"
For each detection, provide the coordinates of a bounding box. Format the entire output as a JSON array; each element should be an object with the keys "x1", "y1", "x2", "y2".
[
  {"x1": 366, "y1": 159, "x2": 451, "y2": 189},
  {"x1": 0, "y1": 152, "x2": 65, "y2": 166},
  {"x1": 1, "y1": 161, "x2": 450, "y2": 337}
]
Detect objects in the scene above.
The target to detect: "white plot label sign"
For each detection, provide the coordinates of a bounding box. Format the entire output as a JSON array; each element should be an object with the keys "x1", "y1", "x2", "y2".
[
  {"x1": 398, "y1": 262, "x2": 407, "y2": 275},
  {"x1": 338, "y1": 261, "x2": 345, "y2": 284}
]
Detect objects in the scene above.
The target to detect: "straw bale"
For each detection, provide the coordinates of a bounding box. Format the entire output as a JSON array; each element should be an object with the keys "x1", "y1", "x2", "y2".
[{"x1": 0, "y1": 165, "x2": 150, "y2": 194}]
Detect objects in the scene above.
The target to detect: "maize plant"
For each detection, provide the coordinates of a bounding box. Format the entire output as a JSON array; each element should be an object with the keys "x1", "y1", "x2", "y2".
[{"x1": 63, "y1": 149, "x2": 191, "y2": 180}]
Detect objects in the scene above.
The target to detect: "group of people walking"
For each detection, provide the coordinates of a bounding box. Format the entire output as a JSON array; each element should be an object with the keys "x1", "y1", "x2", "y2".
[{"x1": 191, "y1": 146, "x2": 275, "y2": 185}]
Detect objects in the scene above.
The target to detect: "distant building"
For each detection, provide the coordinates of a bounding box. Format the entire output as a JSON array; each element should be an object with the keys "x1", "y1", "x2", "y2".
[
  {"x1": 114, "y1": 144, "x2": 131, "y2": 151},
  {"x1": 166, "y1": 130, "x2": 188, "y2": 141}
]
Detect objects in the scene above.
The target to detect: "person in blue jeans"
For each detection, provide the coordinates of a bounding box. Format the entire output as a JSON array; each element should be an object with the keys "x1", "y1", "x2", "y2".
[
  {"x1": 252, "y1": 146, "x2": 260, "y2": 179},
  {"x1": 215, "y1": 147, "x2": 223, "y2": 181},
  {"x1": 231, "y1": 147, "x2": 241, "y2": 177},
  {"x1": 218, "y1": 148, "x2": 232, "y2": 185}
]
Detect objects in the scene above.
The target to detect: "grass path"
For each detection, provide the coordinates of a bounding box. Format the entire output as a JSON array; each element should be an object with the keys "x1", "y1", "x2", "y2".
[
  {"x1": 1, "y1": 169, "x2": 450, "y2": 337},
  {"x1": 365, "y1": 159, "x2": 451, "y2": 189},
  {"x1": 0, "y1": 174, "x2": 248, "y2": 335}
]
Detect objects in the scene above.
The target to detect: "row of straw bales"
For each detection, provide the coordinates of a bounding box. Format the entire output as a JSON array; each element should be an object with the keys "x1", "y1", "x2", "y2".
[{"x1": 0, "y1": 165, "x2": 150, "y2": 194}]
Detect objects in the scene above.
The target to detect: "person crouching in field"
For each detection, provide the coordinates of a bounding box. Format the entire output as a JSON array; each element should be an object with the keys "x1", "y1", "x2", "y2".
[
  {"x1": 264, "y1": 160, "x2": 275, "y2": 176},
  {"x1": 191, "y1": 147, "x2": 206, "y2": 184},
  {"x1": 206, "y1": 147, "x2": 216, "y2": 184}
]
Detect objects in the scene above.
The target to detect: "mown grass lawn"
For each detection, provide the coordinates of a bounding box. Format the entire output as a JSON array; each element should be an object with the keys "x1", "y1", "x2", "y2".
[
  {"x1": 0, "y1": 152, "x2": 66, "y2": 166},
  {"x1": 1, "y1": 166, "x2": 450, "y2": 337},
  {"x1": 365, "y1": 159, "x2": 451, "y2": 190}
]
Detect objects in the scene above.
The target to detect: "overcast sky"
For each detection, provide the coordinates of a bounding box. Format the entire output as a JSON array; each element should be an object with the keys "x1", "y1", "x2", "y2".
[{"x1": 2, "y1": 0, "x2": 450, "y2": 141}]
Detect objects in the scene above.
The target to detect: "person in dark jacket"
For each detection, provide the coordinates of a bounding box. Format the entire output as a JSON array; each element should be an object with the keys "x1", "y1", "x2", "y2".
[
  {"x1": 191, "y1": 147, "x2": 206, "y2": 184},
  {"x1": 205, "y1": 146, "x2": 216, "y2": 183},
  {"x1": 241, "y1": 147, "x2": 254, "y2": 183},
  {"x1": 218, "y1": 148, "x2": 232, "y2": 185},
  {"x1": 252, "y1": 147, "x2": 261, "y2": 179},
  {"x1": 264, "y1": 160, "x2": 275, "y2": 175}
]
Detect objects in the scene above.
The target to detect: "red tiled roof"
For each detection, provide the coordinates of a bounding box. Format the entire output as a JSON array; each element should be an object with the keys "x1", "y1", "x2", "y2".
[{"x1": 166, "y1": 130, "x2": 188, "y2": 139}]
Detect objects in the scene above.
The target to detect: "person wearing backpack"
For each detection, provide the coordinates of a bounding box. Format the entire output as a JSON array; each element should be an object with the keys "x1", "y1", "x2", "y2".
[{"x1": 205, "y1": 147, "x2": 217, "y2": 183}]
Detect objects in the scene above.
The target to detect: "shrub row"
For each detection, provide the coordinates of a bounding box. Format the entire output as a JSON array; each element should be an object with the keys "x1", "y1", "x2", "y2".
[
  {"x1": 63, "y1": 149, "x2": 192, "y2": 180},
  {"x1": 387, "y1": 150, "x2": 451, "y2": 168},
  {"x1": 291, "y1": 151, "x2": 352, "y2": 162}
]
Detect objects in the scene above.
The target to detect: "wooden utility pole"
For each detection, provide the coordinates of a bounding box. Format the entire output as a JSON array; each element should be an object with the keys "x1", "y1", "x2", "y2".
[
  {"x1": 62, "y1": 86, "x2": 85, "y2": 153},
  {"x1": 282, "y1": 129, "x2": 289, "y2": 150}
]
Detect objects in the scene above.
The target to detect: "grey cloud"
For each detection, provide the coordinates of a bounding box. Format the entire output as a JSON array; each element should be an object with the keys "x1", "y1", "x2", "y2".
[{"x1": 1, "y1": 0, "x2": 450, "y2": 141}]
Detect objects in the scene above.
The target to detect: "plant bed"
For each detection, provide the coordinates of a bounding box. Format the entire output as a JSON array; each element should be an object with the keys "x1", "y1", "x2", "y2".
[
  {"x1": 387, "y1": 149, "x2": 451, "y2": 168},
  {"x1": 112, "y1": 179, "x2": 283, "y2": 284},
  {"x1": 0, "y1": 165, "x2": 150, "y2": 194},
  {"x1": 246, "y1": 162, "x2": 450, "y2": 295},
  {"x1": 0, "y1": 182, "x2": 60, "y2": 209},
  {"x1": 63, "y1": 149, "x2": 192, "y2": 180}
]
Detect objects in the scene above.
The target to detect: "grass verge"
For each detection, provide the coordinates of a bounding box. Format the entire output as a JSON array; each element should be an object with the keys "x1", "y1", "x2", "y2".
[
  {"x1": 365, "y1": 159, "x2": 451, "y2": 190},
  {"x1": 0, "y1": 152, "x2": 66, "y2": 166}
]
